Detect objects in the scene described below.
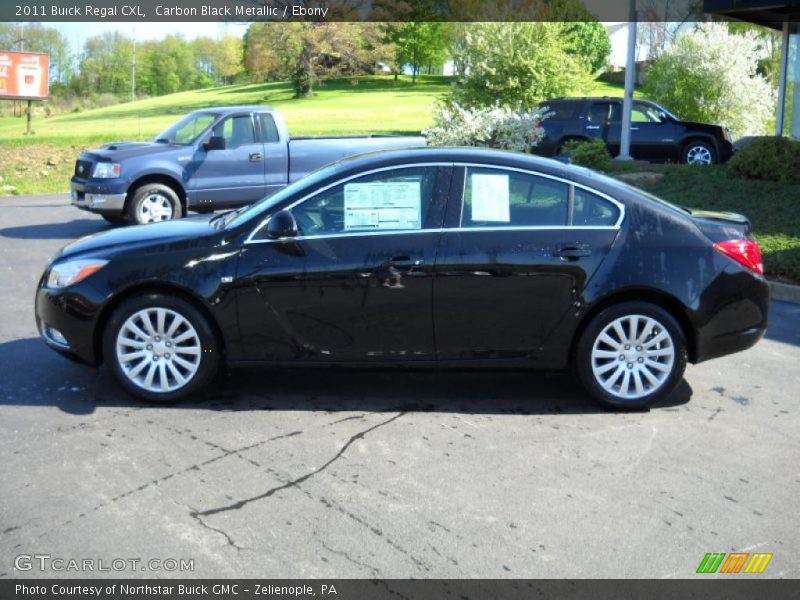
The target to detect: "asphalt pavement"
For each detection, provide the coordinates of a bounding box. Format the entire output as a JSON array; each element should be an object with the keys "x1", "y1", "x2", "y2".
[{"x1": 1, "y1": 194, "x2": 798, "y2": 578}]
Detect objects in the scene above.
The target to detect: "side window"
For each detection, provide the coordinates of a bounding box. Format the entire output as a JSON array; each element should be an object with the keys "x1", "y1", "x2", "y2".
[
  {"x1": 632, "y1": 102, "x2": 663, "y2": 123},
  {"x1": 258, "y1": 113, "x2": 280, "y2": 143},
  {"x1": 572, "y1": 188, "x2": 620, "y2": 226},
  {"x1": 291, "y1": 167, "x2": 438, "y2": 236},
  {"x1": 461, "y1": 168, "x2": 568, "y2": 228},
  {"x1": 213, "y1": 115, "x2": 255, "y2": 148},
  {"x1": 588, "y1": 102, "x2": 612, "y2": 123}
]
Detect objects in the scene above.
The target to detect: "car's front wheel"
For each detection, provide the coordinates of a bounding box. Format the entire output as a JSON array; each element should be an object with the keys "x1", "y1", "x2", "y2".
[
  {"x1": 103, "y1": 294, "x2": 219, "y2": 401},
  {"x1": 683, "y1": 141, "x2": 716, "y2": 165},
  {"x1": 576, "y1": 302, "x2": 687, "y2": 410}
]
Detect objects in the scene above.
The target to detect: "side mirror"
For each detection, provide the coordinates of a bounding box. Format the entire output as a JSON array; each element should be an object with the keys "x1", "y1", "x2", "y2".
[
  {"x1": 265, "y1": 210, "x2": 298, "y2": 239},
  {"x1": 204, "y1": 136, "x2": 226, "y2": 151}
]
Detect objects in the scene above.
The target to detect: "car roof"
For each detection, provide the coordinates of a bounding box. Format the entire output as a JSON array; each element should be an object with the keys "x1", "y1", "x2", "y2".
[
  {"x1": 191, "y1": 105, "x2": 275, "y2": 116},
  {"x1": 324, "y1": 146, "x2": 644, "y2": 201}
]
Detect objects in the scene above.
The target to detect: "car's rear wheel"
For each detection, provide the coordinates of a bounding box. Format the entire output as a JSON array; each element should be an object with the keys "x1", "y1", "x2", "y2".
[
  {"x1": 576, "y1": 302, "x2": 687, "y2": 410},
  {"x1": 683, "y1": 141, "x2": 716, "y2": 165},
  {"x1": 127, "y1": 183, "x2": 182, "y2": 225},
  {"x1": 103, "y1": 294, "x2": 219, "y2": 401}
]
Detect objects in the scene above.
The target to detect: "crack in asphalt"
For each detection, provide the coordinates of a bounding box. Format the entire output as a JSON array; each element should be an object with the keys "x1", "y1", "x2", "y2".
[
  {"x1": 193, "y1": 412, "x2": 406, "y2": 517},
  {"x1": 191, "y1": 512, "x2": 247, "y2": 552},
  {"x1": 319, "y1": 541, "x2": 383, "y2": 577}
]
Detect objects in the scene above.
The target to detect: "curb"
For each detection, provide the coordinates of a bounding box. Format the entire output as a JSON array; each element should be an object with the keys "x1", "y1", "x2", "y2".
[{"x1": 769, "y1": 280, "x2": 800, "y2": 305}]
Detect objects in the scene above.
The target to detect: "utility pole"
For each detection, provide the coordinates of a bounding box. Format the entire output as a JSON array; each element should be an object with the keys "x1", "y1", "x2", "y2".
[{"x1": 617, "y1": 0, "x2": 637, "y2": 161}]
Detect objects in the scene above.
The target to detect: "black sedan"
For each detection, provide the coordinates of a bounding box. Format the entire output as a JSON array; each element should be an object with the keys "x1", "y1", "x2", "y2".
[{"x1": 35, "y1": 148, "x2": 769, "y2": 409}]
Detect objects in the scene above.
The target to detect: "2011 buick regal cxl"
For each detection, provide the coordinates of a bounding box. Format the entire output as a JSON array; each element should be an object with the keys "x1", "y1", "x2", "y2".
[{"x1": 36, "y1": 148, "x2": 769, "y2": 409}]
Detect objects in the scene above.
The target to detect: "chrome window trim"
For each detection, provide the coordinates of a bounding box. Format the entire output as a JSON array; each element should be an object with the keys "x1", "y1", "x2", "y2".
[
  {"x1": 245, "y1": 161, "x2": 625, "y2": 245},
  {"x1": 455, "y1": 162, "x2": 625, "y2": 229}
]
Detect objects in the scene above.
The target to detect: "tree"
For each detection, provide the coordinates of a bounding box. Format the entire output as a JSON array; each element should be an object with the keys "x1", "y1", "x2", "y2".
[
  {"x1": 448, "y1": 22, "x2": 591, "y2": 111},
  {"x1": 562, "y1": 21, "x2": 611, "y2": 73},
  {"x1": 214, "y1": 35, "x2": 244, "y2": 85},
  {"x1": 383, "y1": 22, "x2": 449, "y2": 83},
  {"x1": 644, "y1": 22, "x2": 775, "y2": 138},
  {"x1": 0, "y1": 23, "x2": 73, "y2": 84}
]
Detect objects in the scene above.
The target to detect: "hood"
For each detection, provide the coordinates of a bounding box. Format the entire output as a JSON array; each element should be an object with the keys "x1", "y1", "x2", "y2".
[
  {"x1": 82, "y1": 141, "x2": 184, "y2": 162},
  {"x1": 57, "y1": 214, "x2": 221, "y2": 260}
]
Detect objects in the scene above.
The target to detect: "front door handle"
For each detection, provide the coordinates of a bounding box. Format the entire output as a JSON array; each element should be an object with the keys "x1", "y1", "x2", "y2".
[
  {"x1": 250, "y1": 152, "x2": 263, "y2": 161},
  {"x1": 555, "y1": 244, "x2": 592, "y2": 260}
]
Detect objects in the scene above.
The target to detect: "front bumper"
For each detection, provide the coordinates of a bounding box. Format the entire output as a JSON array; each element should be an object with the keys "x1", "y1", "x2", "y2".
[
  {"x1": 35, "y1": 279, "x2": 105, "y2": 366},
  {"x1": 70, "y1": 178, "x2": 127, "y2": 215}
]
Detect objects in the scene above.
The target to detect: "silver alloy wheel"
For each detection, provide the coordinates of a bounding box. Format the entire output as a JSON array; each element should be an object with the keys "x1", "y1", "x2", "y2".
[
  {"x1": 137, "y1": 193, "x2": 174, "y2": 223},
  {"x1": 590, "y1": 314, "x2": 675, "y2": 401},
  {"x1": 115, "y1": 307, "x2": 201, "y2": 393},
  {"x1": 685, "y1": 144, "x2": 713, "y2": 165}
]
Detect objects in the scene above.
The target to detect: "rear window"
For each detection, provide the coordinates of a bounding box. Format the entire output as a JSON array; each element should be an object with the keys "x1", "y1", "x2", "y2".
[{"x1": 573, "y1": 188, "x2": 620, "y2": 226}]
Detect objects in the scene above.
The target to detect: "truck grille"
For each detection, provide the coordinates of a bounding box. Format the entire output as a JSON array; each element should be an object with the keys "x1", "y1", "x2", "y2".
[{"x1": 74, "y1": 160, "x2": 92, "y2": 178}]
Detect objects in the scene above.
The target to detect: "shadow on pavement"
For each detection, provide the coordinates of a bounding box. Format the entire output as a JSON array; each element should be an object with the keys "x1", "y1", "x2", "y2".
[
  {"x1": 0, "y1": 219, "x2": 108, "y2": 240},
  {"x1": 764, "y1": 299, "x2": 800, "y2": 347},
  {"x1": 0, "y1": 337, "x2": 692, "y2": 416}
]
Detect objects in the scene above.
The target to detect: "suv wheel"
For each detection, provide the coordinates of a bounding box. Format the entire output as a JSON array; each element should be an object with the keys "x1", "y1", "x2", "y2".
[
  {"x1": 103, "y1": 294, "x2": 219, "y2": 401},
  {"x1": 683, "y1": 141, "x2": 716, "y2": 165},
  {"x1": 127, "y1": 183, "x2": 182, "y2": 225},
  {"x1": 576, "y1": 302, "x2": 687, "y2": 410}
]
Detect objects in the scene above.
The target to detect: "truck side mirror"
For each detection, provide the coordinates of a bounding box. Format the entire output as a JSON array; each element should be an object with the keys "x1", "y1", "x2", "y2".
[
  {"x1": 265, "y1": 210, "x2": 298, "y2": 239},
  {"x1": 204, "y1": 136, "x2": 226, "y2": 151}
]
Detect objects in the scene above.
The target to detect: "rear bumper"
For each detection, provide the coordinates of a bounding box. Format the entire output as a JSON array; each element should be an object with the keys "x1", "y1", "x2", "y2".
[
  {"x1": 70, "y1": 178, "x2": 127, "y2": 214},
  {"x1": 693, "y1": 272, "x2": 770, "y2": 363}
]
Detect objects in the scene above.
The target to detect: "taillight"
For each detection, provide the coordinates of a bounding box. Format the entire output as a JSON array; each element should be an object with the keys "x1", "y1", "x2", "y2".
[{"x1": 713, "y1": 239, "x2": 764, "y2": 275}]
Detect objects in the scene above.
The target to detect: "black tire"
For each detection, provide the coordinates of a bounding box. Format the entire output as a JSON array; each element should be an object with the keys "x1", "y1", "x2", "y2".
[
  {"x1": 575, "y1": 301, "x2": 687, "y2": 410},
  {"x1": 102, "y1": 293, "x2": 220, "y2": 402},
  {"x1": 682, "y1": 140, "x2": 717, "y2": 165},
  {"x1": 102, "y1": 214, "x2": 128, "y2": 226},
  {"x1": 126, "y1": 183, "x2": 183, "y2": 225}
]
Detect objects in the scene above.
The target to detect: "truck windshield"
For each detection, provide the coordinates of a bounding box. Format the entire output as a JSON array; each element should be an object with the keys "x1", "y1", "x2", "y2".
[{"x1": 154, "y1": 113, "x2": 218, "y2": 145}]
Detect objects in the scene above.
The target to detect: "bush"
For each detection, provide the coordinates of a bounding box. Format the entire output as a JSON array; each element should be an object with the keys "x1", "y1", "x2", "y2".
[
  {"x1": 424, "y1": 104, "x2": 547, "y2": 153},
  {"x1": 562, "y1": 139, "x2": 612, "y2": 171},
  {"x1": 728, "y1": 137, "x2": 800, "y2": 183},
  {"x1": 644, "y1": 23, "x2": 775, "y2": 138}
]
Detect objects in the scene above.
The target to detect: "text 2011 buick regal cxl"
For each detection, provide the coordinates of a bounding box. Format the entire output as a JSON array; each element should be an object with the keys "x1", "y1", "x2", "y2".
[{"x1": 36, "y1": 148, "x2": 769, "y2": 409}]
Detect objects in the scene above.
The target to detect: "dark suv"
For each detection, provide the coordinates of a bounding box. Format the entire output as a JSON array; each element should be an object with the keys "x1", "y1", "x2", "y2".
[{"x1": 535, "y1": 97, "x2": 734, "y2": 165}]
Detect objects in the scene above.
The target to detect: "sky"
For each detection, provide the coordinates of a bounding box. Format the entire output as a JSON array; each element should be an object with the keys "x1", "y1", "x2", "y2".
[{"x1": 49, "y1": 22, "x2": 249, "y2": 53}]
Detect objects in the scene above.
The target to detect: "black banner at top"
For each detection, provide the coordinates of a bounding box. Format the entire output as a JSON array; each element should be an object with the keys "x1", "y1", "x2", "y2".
[{"x1": 1, "y1": 0, "x2": 726, "y2": 23}]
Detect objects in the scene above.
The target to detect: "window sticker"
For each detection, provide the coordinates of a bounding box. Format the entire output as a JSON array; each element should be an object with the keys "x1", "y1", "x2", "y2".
[
  {"x1": 470, "y1": 173, "x2": 510, "y2": 222},
  {"x1": 344, "y1": 181, "x2": 422, "y2": 230}
]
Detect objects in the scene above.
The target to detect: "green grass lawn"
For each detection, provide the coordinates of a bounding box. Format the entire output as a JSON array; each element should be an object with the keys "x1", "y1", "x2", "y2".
[{"x1": 638, "y1": 165, "x2": 800, "y2": 284}]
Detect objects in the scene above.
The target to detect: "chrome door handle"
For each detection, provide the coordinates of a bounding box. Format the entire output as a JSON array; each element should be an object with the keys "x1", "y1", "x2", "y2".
[{"x1": 250, "y1": 152, "x2": 263, "y2": 161}]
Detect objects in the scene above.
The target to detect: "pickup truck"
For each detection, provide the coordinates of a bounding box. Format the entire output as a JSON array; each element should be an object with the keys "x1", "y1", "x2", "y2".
[{"x1": 70, "y1": 106, "x2": 426, "y2": 225}]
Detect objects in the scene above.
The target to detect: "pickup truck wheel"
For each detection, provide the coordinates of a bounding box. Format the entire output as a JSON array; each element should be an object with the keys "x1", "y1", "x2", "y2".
[
  {"x1": 127, "y1": 184, "x2": 182, "y2": 225},
  {"x1": 683, "y1": 141, "x2": 716, "y2": 165}
]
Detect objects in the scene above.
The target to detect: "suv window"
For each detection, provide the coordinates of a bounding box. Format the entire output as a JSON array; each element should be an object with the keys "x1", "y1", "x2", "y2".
[
  {"x1": 572, "y1": 188, "x2": 620, "y2": 226},
  {"x1": 589, "y1": 102, "x2": 621, "y2": 123},
  {"x1": 632, "y1": 102, "x2": 665, "y2": 123},
  {"x1": 461, "y1": 168, "x2": 568, "y2": 228},
  {"x1": 213, "y1": 115, "x2": 256, "y2": 148},
  {"x1": 542, "y1": 101, "x2": 581, "y2": 120},
  {"x1": 291, "y1": 167, "x2": 439, "y2": 236}
]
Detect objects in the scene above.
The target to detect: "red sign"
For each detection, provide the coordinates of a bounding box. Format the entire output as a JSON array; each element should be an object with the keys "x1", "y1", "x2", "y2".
[{"x1": 0, "y1": 51, "x2": 49, "y2": 100}]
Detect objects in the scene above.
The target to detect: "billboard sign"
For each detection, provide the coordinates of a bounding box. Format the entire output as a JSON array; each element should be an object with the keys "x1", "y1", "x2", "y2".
[{"x1": 0, "y1": 51, "x2": 50, "y2": 100}]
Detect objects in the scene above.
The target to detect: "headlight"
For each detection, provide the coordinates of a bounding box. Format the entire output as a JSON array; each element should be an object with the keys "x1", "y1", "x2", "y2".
[
  {"x1": 92, "y1": 162, "x2": 121, "y2": 178},
  {"x1": 46, "y1": 259, "x2": 109, "y2": 289}
]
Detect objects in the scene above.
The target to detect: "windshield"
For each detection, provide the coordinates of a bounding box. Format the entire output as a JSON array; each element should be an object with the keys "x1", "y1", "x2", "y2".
[
  {"x1": 223, "y1": 162, "x2": 346, "y2": 229},
  {"x1": 155, "y1": 112, "x2": 218, "y2": 145}
]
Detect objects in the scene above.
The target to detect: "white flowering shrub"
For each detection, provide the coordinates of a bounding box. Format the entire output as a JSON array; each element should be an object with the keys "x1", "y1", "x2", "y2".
[
  {"x1": 644, "y1": 22, "x2": 775, "y2": 138},
  {"x1": 424, "y1": 104, "x2": 548, "y2": 153}
]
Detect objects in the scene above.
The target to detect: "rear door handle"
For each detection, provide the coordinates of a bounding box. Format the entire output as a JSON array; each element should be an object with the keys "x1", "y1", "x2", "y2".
[
  {"x1": 249, "y1": 152, "x2": 263, "y2": 161},
  {"x1": 555, "y1": 244, "x2": 592, "y2": 259}
]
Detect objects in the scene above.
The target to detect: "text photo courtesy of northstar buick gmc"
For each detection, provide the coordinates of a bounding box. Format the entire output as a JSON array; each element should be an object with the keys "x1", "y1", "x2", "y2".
[{"x1": 37, "y1": 148, "x2": 769, "y2": 409}]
